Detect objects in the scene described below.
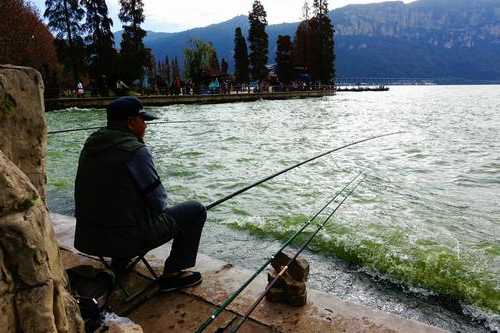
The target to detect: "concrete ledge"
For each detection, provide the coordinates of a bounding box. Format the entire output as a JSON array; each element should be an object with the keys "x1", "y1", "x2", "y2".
[
  {"x1": 45, "y1": 91, "x2": 335, "y2": 111},
  {"x1": 51, "y1": 213, "x2": 446, "y2": 333}
]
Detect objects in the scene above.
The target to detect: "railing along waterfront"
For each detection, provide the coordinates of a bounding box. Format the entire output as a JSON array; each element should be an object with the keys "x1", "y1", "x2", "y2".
[{"x1": 44, "y1": 87, "x2": 337, "y2": 111}]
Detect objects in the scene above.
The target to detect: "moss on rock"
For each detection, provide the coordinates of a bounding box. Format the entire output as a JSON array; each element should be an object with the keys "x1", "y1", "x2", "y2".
[{"x1": 1, "y1": 94, "x2": 16, "y2": 113}]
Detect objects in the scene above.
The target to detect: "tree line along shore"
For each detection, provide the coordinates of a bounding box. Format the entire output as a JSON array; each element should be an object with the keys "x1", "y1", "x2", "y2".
[{"x1": 1, "y1": 0, "x2": 335, "y2": 99}]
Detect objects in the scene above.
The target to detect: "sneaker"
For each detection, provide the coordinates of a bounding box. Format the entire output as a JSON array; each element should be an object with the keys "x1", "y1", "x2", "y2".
[{"x1": 159, "y1": 271, "x2": 202, "y2": 292}]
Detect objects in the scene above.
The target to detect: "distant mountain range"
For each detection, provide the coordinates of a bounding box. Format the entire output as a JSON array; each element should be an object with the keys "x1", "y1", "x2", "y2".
[{"x1": 116, "y1": 0, "x2": 500, "y2": 83}]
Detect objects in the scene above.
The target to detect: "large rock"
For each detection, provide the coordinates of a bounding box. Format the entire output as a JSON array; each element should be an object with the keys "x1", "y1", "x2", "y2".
[
  {"x1": 0, "y1": 64, "x2": 47, "y2": 200},
  {"x1": 0, "y1": 151, "x2": 84, "y2": 332},
  {"x1": 266, "y1": 251, "x2": 309, "y2": 307},
  {"x1": 271, "y1": 251, "x2": 310, "y2": 282},
  {"x1": 0, "y1": 65, "x2": 83, "y2": 333}
]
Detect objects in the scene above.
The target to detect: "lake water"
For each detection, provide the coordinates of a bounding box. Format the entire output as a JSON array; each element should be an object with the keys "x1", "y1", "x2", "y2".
[{"x1": 46, "y1": 86, "x2": 500, "y2": 332}]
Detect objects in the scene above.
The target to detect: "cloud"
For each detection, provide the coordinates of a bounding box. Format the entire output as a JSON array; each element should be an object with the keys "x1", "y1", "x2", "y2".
[{"x1": 31, "y1": 0, "x2": 417, "y2": 33}]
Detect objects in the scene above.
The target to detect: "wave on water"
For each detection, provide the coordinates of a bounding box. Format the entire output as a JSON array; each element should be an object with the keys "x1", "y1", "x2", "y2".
[
  {"x1": 452, "y1": 174, "x2": 500, "y2": 187},
  {"x1": 227, "y1": 214, "x2": 500, "y2": 315},
  {"x1": 165, "y1": 168, "x2": 198, "y2": 177},
  {"x1": 177, "y1": 150, "x2": 204, "y2": 158}
]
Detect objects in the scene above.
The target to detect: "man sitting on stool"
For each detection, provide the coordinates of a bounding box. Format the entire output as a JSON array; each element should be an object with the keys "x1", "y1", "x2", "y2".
[{"x1": 74, "y1": 96, "x2": 206, "y2": 291}]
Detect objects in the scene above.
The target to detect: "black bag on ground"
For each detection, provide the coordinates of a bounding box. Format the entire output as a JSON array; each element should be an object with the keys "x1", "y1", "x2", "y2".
[{"x1": 66, "y1": 265, "x2": 115, "y2": 332}]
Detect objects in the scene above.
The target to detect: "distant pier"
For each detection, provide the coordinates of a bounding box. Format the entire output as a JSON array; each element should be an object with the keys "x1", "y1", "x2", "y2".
[
  {"x1": 336, "y1": 85, "x2": 389, "y2": 92},
  {"x1": 45, "y1": 90, "x2": 336, "y2": 111}
]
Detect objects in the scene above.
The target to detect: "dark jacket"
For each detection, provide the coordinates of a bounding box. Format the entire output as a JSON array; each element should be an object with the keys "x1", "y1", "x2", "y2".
[{"x1": 74, "y1": 128, "x2": 174, "y2": 258}]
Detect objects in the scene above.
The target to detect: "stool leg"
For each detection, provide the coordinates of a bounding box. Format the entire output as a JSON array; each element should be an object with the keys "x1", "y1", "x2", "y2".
[
  {"x1": 141, "y1": 258, "x2": 159, "y2": 280},
  {"x1": 100, "y1": 257, "x2": 132, "y2": 297},
  {"x1": 95, "y1": 254, "x2": 161, "y2": 315}
]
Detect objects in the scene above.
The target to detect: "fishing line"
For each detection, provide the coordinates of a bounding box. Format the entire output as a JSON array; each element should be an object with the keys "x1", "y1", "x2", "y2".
[
  {"x1": 205, "y1": 131, "x2": 403, "y2": 211},
  {"x1": 47, "y1": 120, "x2": 230, "y2": 135}
]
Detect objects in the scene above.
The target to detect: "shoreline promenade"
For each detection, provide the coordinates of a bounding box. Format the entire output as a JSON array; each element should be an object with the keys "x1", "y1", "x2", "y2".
[{"x1": 45, "y1": 90, "x2": 336, "y2": 111}]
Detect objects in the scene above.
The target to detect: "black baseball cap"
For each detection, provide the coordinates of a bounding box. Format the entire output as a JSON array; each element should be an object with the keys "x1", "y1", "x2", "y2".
[{"x1": 106, "y1": 96, "x2": 158, "y2": 122}]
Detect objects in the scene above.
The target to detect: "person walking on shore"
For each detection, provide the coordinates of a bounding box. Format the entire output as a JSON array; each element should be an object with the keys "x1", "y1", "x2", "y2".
[{"x1": 76, "y1": 81, "x2": 84, "y2": 97}]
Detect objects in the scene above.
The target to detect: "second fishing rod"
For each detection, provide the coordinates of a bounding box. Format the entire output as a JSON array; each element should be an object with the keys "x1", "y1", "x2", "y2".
[{"x1": 195, "y1": 172, "x2": 363, "y2": 333}]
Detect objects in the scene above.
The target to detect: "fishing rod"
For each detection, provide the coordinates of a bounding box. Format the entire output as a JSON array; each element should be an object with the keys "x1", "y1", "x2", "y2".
[
  {"x1": 195, "y1": 173, "x2": 363, "y2": 333},
  {"x1": 206, "y1": 131, "x2": 402, "y2": 210},
  {"x1": 47, "y1": 120, "x2": 228, "y2": 135},
  {"x1": 227, "y1": 177, "x2": 364, "y2": 333}
]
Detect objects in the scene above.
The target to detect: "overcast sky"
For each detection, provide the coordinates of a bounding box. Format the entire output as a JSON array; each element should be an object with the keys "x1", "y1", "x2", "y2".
[{"x1": 31, "y1": 0, "x2": 416, "y2": 33}]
